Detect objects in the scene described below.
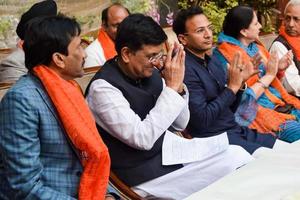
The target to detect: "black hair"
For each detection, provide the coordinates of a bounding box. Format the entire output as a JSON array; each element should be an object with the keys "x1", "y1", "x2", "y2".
[
  {"x1": 101, "y1": 3, "x2": 130, "y2": 26},
  {"x1": 23, "y1": 14, "x2": 81, "y2": 70},
  {"x1": 223, "y1": 6, "x2": 254, "y2": 39},
  {"x1": 173, "y1": 6, "x2": 204, "y2": 36},
  {"x1": 16, "y1": 0, "x2": 57, "y2": 40},
  {"x1": 115, "y1": 13, "x2": 167, "y2": 54}
]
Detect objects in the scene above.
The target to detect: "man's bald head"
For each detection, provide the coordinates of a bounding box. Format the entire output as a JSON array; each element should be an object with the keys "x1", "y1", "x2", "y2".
[{"x1": 102, "y1": 3, "x2": 130, "y2": 41}]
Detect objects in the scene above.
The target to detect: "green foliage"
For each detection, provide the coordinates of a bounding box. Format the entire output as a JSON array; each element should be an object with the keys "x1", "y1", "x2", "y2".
[
  {"x1": 0, "y1": 17, "x2": 12, "y2": 39},
  {"x1": 178, "y1": 0, "x2": 194, "y2": 9},
  {"x1": 75, "y1": 15, "x2": 97, "y2": 29},
  {"x1": 112, "y1": 0, "x2": 151, "y2": 13},
  {"x1": 201, "y1": 0, "x2": 238, "y2": 41}
]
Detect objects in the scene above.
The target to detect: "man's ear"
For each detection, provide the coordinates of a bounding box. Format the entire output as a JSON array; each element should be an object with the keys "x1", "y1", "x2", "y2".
[
  {"x1": 120, "y1": 47, "x2": 131, "y2": 64},
  {"x1": 102, "y1": 22, "x2": 108, "y2": 31},
  {"x1": 178, "y1": 34, "x2": 187, "y2": 46},
  {"x1": 52, "y1": 52, "x2": 65, "y2": 69}
]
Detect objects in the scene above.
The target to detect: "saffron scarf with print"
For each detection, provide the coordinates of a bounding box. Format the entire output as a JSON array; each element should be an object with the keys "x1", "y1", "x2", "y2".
[
  {"x1": 217, "y1": 39, "x2": 300, "y2": 133},
  {"x1": 34, "y1": 65, "x2": 110, "y2": 200},
  {"x1": 279, "y1": 25, "x2": 300, "y2": 60},
  {"x1": 98, "y1": 28, "x2": 117, "y2": 60}
]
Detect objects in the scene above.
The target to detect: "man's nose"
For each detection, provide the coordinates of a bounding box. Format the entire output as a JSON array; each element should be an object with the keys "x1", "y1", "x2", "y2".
[
  {"x1": 83, "y1": 50, "x2": 87, "y2": 59},
  {"x1": 204, "y1": 28, "x2": 212, "y2": 38},
  {"x1": 288, "y1": 18, "x2": 295, "y2": 27}
]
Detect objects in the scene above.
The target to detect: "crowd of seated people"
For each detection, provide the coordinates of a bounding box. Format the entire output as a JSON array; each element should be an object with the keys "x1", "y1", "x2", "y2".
[
  {"x1": 213, "y1": 5, "x2": 300, "y2": 143},
  {"x1": 0, "y1": 1, "x2": 300, "y2": 200}
]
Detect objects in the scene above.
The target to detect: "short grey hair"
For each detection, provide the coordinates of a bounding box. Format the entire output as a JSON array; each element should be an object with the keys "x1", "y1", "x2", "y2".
[{"x1": 284, "y1": 0, "x2": 300, "y2": 14}]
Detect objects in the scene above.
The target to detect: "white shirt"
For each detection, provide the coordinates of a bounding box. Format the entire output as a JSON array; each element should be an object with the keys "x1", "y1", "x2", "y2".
[
  {"x1": 86, "y1": 79, "x2": 190, "y2": 150},
  {"x1": 84, "y1": 40, "x2": 106, "y2": 68},
  {"x1": 269, "y1": 41, "x2": 300, "y2": 96}
]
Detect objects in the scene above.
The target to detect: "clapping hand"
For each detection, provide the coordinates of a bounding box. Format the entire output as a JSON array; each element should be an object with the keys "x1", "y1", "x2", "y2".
[
  {"x1": 227, "y1": 51, "x2": 260, "y2": 93},
  {"x1": 162, "y1": 41, "x2": 186, "y2": 92},
  {"x1": 265, "y1": 51, "x2": 279, "y2": 77},
  {"x1": 278, "y1": 50, "x2": 293, "y2": 71},
  {"x1": 242, "y1": 53, "x2": 261, "y2": 82},
  {"x1": 227, "y1": 52, "x2": 245, "y2": 93}
]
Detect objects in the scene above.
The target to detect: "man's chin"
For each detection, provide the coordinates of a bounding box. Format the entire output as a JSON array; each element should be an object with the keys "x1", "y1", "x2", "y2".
[
  {"x1": 203, "y1": 44, "x2": 213, "y2": 50},
  {"x1": 201, "y1": 46, "x2": 212, "y2": 54},
  {"x1": 76, "y1": 70, "x2": 85, "y2": 79},
  {"x1": 141, "y1": 69, "x2": 154, "y2": 78}
]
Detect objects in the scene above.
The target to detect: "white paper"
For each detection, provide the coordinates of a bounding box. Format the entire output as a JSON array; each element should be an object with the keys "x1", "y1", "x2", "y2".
[{"x1": 162, "y1": 131, "x2": 229, "y2": 165}]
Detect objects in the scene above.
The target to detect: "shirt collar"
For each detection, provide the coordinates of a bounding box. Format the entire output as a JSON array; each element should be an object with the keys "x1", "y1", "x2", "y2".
[{"x1": 185, "y1": 49, "x2": 211, "y2": 67}]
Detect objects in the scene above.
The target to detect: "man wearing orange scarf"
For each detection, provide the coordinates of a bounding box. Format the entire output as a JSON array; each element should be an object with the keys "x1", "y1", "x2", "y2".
[
  {"x1": 0, "y1": 15, "x2": 111, "y2": 199},
  {"x1": 84, "y1": 3, "x2": 129, "y2": 68},
  {"x1": 270, "y1": 0, "x2": 300, "y2": 97}
]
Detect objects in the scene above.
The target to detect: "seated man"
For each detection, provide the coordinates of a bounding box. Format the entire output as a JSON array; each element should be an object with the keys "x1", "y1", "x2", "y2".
[
  {"x1": 86, "y1": 13, "x2": 254, "y2": 199},
  {"x1": 0, "y1": 15, "x2": 111, "y2": 199},
  {"x1": 84, "y1": 3, "x2": 129, "y2": 68},
  {"x1": 270, "y1": 0, "x2": 300, "y2": 97},
  {"x1": 173, "y1": 7, "x2": 280, "y2": 155},
  {"x1": 0, "y1": 0, "x2": 57, "y2": 83}
]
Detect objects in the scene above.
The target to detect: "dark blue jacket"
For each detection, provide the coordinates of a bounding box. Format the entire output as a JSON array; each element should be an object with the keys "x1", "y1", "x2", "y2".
[{"x1": 184, "y1": 50, "x2": 276, "y2": 154}]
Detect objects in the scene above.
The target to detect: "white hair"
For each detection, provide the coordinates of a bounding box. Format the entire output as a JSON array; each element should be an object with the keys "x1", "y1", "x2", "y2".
[{"x1": 284, "y1": 0, "x2": 300, "y2": 14}]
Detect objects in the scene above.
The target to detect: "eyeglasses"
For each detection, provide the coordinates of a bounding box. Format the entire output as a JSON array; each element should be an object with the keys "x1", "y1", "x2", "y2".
[
  {"x1": 184, "y1": 24, "x2": 214, "y2": 35},
  {"x1": 148, "y1": 51, "x2": 166, "y2": 72},
  {"x1": 148, "y1": 51, "x2": 166, "y2": 63}
]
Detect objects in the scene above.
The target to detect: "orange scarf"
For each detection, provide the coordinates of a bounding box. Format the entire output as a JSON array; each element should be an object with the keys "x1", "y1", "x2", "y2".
[
  {"x1": 279, "y1": 25, "x2": 300, "y2": 60},
  {"x1": 218, "y1": 42, "x2": 300, "y2": 133},
  {"x1": 34, "y1": 65, "x2": 110, "y2": 200},
  {"x1": 97, "y1": 28, "x2": 117, "y2": 60}
]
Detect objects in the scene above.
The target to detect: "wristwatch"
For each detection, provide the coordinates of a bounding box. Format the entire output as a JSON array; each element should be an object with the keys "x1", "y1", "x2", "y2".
[{"x1": 178, "y1": 87, "x2": 186, "y2": 96}]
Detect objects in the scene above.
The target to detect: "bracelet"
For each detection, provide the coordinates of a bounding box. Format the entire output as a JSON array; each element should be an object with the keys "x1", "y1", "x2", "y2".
[
  {"x1": 258, "y1": 79, "x2": 268, "y2": 89},
  {"x1": 277, "y1": 70, "x2": 285, "y2": 80}
]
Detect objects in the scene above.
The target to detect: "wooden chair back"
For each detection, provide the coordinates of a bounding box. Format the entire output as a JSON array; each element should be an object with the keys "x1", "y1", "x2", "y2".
[
  {"x1": 0, "y1": 82, "x2": 13, "y2": 100},
  {"x1": 109, "y1": 171, "x2": 143, "y2": 200}
]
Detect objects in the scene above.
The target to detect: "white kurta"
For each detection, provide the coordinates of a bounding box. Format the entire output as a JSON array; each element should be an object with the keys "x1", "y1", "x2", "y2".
[
  {"x1": 86, "y1": 79, "x2": 254, "y2": 200},
  {"x1": 84, "y1": 39, "x2": 106, "y2": 68},
  {"x1": 269, "y1": 41, "x2": 300, "y2": 97}
]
